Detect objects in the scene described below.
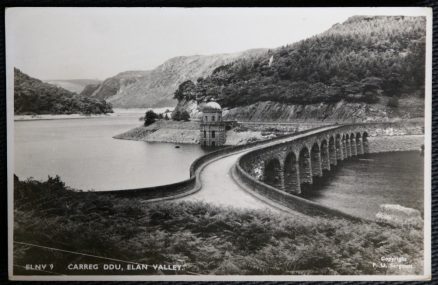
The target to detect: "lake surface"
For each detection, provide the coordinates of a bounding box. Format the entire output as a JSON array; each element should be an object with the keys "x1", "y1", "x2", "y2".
[
  {"x1": 14, "y1": 112, "x2": 207, "y2": 191},
  {"x1": 14, "y1": 114, "x2": 424, "y2": 218},
  {"x1": 300, "y1": 151, "x2": 424, "y2": 219}
]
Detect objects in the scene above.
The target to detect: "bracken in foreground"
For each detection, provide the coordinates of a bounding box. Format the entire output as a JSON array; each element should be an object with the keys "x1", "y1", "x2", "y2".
[{"x1": 13, "y1": 175, "x2": 423, "y2": 275}]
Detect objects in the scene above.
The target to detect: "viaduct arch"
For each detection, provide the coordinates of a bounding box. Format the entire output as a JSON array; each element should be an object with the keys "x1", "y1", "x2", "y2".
[{"x1": 245, "y1": 126, "x2": 370, "y2": 194}]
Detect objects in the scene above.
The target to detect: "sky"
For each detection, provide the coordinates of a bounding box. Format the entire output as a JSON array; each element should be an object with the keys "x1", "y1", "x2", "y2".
[{"x1": 6, "y1": 7, "x2": 428, "y2": 80}]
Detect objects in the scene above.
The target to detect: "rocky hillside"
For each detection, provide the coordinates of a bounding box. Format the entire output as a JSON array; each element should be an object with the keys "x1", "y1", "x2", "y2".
[
  {"x1": 174, "y1": 16, "x2": 426, "y2": 122},
  {"x1": 80, "y1": 70, "x2": 150, "y2": 101},
  {"x1": 45, "y1": 79, "x2": 101, "y2": 94},
  {"x1": 14, "y1": 68, "x2": 113, "y2": 115},
  {"x1": 222, "y1": 98, "x2": 425, "y2": 123},
  {"x1": 81, "y1": 49, "x2": 266, "y2": 108}
]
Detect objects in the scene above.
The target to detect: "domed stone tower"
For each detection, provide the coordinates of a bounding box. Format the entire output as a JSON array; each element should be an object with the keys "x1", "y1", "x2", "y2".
[{"x1": 200, "y1": 100, "x2": 226, "y2": 147}]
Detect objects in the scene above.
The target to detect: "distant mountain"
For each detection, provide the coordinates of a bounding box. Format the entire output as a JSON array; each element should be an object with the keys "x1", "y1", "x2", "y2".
[
  {"x1": 14, "y1": 68, "x2": 113, "y2": 115},
  {"x1": 45, "y1": 79, "x2": 102, "y2": 94},
  {"x1": 80, "y1": 70, "x2": 151, "y2": 102},
  {"x1": 81, "y1": 49, "x2": 267, "y2": 108},
  {"x1": 174, "y1": 16, "x2": 426, "y2": 122}
]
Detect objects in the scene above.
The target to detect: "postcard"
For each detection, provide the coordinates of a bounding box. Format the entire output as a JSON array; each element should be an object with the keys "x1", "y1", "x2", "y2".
[{"x1": 6, "y1": 7, "x2": 432, "y2": 281}]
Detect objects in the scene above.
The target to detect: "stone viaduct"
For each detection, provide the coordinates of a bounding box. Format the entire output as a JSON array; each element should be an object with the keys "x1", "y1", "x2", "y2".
[{"x1": 240, "y1": 125, "x2": 370, "y2": 194}]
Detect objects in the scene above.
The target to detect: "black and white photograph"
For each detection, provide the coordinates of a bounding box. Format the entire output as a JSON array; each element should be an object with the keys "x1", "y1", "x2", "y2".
[{"x1": 6, "y1": 7, "x2": 432, "y2": 281}]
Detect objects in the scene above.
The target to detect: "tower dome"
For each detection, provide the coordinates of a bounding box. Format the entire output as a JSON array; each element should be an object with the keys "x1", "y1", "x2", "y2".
[{"x1": 202, "y1": 101, "x2": 222, "y2": 112}]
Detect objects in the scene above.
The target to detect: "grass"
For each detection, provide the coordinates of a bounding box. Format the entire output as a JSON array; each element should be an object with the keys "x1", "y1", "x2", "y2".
[
  {"x1": 113, "y1": 120, "x2": 200, "y2": 141},
  {"x1": 13, "y1": 175, "x2": 423, "y2": 275}
]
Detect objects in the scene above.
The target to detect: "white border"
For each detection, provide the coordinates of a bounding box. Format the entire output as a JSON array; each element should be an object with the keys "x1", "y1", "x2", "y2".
[
  {"x1": 6, "y1": 7, "x2": 15, "y2": 281},
  {"x1": 6, "y1": 7, "x2": 433, "y2": 281},
  {"x1": 423, "y1": 4, "x2": 433, "y2": 281}
]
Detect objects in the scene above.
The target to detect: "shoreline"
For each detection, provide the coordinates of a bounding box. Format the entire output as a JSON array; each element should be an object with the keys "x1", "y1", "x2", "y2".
[
  {"x1": 14, "y1": 113, "x2": 115, "y2": 121},
  {"x1": 14, "y1": 107, "x2": 174, "y2": 122},
  {"x1": 114, "y1": 119, "x2": 424, "y2": 147},
  {"x1": 113, "y1": 120, "x2": 202, "y2": 144},
  {"x1": 114, "y1": 122, "x2": 278, "y2": 146}
]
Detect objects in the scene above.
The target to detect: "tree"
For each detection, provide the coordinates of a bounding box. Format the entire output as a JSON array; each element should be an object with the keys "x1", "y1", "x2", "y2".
[
  {"x1": 382, "y1": 72, "x2": 402, "y2": 97},
  {"x1": 144, "y1": 110, "x2": 158, "y2": 126},
  {"x1": 171, "y1": 16, "x2": 425, "y2": 108},
  {"x1": 173, "y1": 80, "x2": 196, "y2": 100},
  {"x1": 172, "y1": 110, "x2": 181, "y2": 121},
  {"x1": 180, "y1": 110, "x2": 191, "y2": 121}
]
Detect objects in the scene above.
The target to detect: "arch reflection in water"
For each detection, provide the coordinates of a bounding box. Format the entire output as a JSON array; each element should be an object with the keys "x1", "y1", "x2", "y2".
[{"x1": 258, "y1": 128, "x2": 371, "y2": 195}]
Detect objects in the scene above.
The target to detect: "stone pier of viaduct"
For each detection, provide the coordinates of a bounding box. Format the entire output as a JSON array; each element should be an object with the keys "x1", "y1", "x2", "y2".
[{"x1": 239, "y1": 125, "x2": 370, "y2": 195}]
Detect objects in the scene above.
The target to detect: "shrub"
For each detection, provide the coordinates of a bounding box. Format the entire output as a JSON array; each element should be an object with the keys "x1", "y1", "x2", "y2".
[
  {"x1": 387, "y1": 97, "x2": 399, "y2": 108},
  {"x1": 144, "y1": 110, "x2": 158, "y2": 126},
  {"x1": 172, "y1": 110, "x2": 190, "y2": 121},
  {"x1": 180, "y1": 110, "x2": 191, "y2": 121},
  {"x1": 172, "y1": 110, "x2": 181, "y2": 121}
]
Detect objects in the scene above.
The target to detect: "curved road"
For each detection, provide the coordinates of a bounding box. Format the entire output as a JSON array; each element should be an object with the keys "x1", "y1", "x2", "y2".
[{"x1": 179, "y1": 126, "x2": 338, "y2": 213}]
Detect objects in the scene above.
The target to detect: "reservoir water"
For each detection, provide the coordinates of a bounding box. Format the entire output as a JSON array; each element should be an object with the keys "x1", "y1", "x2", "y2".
[
  {"x1": 14, "y1": 114, "x2": 424, "y2": 219},
  {"x1": 14, "y1": 112, "x2": 207, "y2": 191},
  {"x1": 300, "y1": 151, "x2": 424, "y2": 219}
]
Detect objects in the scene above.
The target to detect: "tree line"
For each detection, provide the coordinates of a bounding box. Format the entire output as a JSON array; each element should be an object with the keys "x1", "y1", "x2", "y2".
[
  {"x1": 144, "y1": 109, "x2": 190, "y2": 126},
  {"x1": 174, "y1": 16, "x2": 426, "y2": 108}
]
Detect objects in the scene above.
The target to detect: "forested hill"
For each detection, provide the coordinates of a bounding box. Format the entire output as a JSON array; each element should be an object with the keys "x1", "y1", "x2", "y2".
[
  {"x1": 174, "y1": 16, "x2": 426, "y2": 121},
  {"x1": 14, "y1": 68, "x2": 113, "y2": 115}
]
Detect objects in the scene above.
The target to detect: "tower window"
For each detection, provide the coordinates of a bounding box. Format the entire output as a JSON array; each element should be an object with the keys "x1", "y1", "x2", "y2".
[
  {"x1": 204, "y1": 116, "x2": 208, "y2": 122},
  {"x1": 212, "y1": 131, "x2": 215, "y2": 138},
  {"x1": 212, "y1": 116, "x2": 215, "y2": 122}
]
